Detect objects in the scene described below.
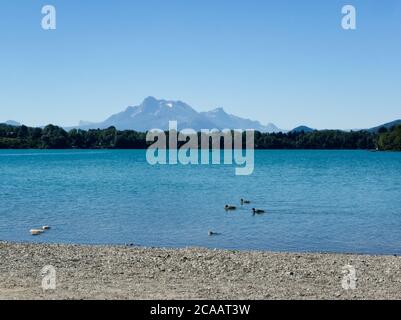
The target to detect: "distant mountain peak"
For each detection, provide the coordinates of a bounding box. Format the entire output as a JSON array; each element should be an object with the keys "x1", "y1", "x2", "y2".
[
  {"x1": 291, "y1": 125, "x2": 315, "y2": 133},
  {"x1": 75, "y1": 97, "x2": 282, "y2": 133},
  {"x1": 139, "y1": 96, "x2": 161, "y2": 112},
  {"x1": 143, "y1": 96, "x2": 158, "y2": 103},
  {"x1": 138, "y1": 97, "x2": 196, "y2": 113},
  {"x1": 1, "y1": 120, "x2": 21, "y2": 126}
]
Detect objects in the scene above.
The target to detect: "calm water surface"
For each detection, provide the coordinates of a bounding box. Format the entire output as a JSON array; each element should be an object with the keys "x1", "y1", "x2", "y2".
[{"x1": 1, "y1": 150, "x2": 401, "y2": 254}]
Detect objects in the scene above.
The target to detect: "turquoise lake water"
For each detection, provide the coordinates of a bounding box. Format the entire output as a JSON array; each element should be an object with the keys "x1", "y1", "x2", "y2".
[{"x1": 1, "y1": 150, "x2": 401, "y2": 254}]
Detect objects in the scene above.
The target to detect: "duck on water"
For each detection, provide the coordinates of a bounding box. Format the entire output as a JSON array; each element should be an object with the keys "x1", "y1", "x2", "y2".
[
  {"x1": 30, "y1": 226, "x2": 51, "y2": 236},
  {"x1": 252, "y1": 208, "x2": 265, "y2": 214},
  {"x1": 224, "y1": 205, "x2": 237, "y2": 211}
]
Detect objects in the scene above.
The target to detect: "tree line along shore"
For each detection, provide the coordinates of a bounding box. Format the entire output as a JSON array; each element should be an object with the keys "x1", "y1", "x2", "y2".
[{"x1": 0, "y1": 123, "x2": 400, "y2": 151}]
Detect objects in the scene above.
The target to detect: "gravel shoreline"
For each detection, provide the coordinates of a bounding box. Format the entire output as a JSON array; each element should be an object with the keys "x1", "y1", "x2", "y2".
[{"x1": 1, "y1": 241, "x2": 401, "y2": 300}]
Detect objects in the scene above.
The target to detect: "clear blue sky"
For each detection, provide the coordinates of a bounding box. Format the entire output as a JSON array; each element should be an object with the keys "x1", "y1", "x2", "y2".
[{"x1": 0, "y1": 0, "x2": 400, "y2": 129}]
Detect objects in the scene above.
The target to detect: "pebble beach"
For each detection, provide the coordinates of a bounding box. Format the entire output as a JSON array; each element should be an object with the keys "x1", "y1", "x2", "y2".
[{"x1": 1, "y1": 241, "x2": 401, "y2": 300}]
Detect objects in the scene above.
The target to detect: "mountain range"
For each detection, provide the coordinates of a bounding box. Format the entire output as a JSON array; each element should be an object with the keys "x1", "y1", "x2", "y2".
[
  {"x1": 1, "y1": 97, "x2": 400, "y2": 133},
  {"x1": 72, "y1": 97, "x2": 281, "y2": 133}
]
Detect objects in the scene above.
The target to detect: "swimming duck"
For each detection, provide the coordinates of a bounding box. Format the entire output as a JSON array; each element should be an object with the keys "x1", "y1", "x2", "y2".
[
  {"x1": 30, "y1": 229, "x2": 44, "y2": 236},
  {"x1": 241, "y1": 198, "x2": 251, "y2": 205},
  {"x1": 252, "y1": 208, "x2": 265, "y2": 214},
  {"x1": 225, "y1": 205, "x2": 237, "y2": 211}
]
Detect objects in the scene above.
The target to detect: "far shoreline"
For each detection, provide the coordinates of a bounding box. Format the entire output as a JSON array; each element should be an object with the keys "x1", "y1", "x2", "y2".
[{"x1": 3, "y1": 121, "x2": 401, "y2": 151}]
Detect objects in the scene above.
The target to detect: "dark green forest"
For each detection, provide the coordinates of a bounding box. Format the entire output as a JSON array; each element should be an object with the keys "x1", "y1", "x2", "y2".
[
  {"x1": 377, "y1": 125, "x2": 401, "y2": 151},
  {"x1": 0, "y1": 123, "x2": 400, "y2": 151}
]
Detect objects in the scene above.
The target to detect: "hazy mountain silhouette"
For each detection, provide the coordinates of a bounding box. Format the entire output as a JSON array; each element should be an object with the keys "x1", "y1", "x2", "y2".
[{"x1": 75, "y1": 97, "x2": 282, "y2": 132}]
